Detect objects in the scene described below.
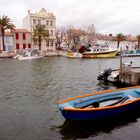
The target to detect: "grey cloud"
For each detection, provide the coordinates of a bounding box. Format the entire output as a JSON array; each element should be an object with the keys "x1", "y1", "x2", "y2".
[{"x1": 0, "y1": 0, "x2": 140, "y2": 35}]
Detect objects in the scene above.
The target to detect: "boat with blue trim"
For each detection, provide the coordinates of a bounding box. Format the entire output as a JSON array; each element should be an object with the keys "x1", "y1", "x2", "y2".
[{"x1": 56, "y1": 86, "x2": 140, "y2": 120}]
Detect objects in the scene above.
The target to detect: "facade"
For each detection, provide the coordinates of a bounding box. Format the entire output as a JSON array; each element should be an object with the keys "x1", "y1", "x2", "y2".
[
  {"x1": 0, "y1": 32, "x2": 14, "y2": 52},
  {"x1": 14, "y1": 29, "x2": 32, "y2": 50},
  {"x1": 23, "y1": 8, "x2": 56, "y2": 51}
]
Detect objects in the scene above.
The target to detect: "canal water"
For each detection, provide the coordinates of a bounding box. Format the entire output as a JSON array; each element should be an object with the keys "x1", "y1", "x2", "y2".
[{"x1": 0, "y1": 56, "x2": 140, "y2": 140}]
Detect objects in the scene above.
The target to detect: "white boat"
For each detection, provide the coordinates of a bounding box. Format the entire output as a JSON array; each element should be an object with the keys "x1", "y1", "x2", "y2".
[
  {"x1": 108, "y1": 70, "x2": 119, "y2": 82},
  {"x1": 14, "y1": 50, "x2": 44, "y2": 60},
  {"x1": 97, "y1": 68, "x2": 119, "y2": 83}
]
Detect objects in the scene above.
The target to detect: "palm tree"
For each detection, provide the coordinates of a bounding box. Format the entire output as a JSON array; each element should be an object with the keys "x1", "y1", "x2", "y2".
[
  {"x1": 33, "y1": 24, "x2": 49, "y2": 50},
  {"x1": 136, "y1": 35, "x2": 140, "y2": 49},
  {"x1": 115, "y1": 33, "x2": 126, "y2": 49},
  {"x1": 0, "y1": 15, "x2": 15, "y2": 51}
]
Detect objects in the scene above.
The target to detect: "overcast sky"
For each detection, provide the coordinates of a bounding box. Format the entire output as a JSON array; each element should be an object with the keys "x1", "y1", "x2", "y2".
[{"x1": 0, "y1": 0, "x2": 140, "y2": 35}]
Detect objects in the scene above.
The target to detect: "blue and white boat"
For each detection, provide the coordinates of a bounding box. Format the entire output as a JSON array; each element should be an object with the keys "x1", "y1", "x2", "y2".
[{"x1": 56, "y1": 86, "x2": 140, "y2": 120}]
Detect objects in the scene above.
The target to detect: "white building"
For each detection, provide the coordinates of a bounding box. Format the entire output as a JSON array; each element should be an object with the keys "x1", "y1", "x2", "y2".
[
  {"x1": 0, "y1": 32, "x2": 14, "y2": 52},
  {"x1": 23, "y1": 8, "x2": 56, "y2": 51}
]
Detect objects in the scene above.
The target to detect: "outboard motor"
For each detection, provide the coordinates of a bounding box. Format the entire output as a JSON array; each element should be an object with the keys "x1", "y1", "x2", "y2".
[{"x1": 97, "y1": 68, "x2": 112, "y2": 81}]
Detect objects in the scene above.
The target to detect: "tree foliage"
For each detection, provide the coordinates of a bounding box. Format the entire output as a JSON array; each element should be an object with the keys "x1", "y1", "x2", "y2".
[
  {"x1": 115, "y1": 33, "x2": 126, "y2": 49},
  {"x1": 0, "y1": 15, "x2": 15, "y2": 51},
  {"x1": 33, "y1": 24, "x2": 49, "y2": 50}
]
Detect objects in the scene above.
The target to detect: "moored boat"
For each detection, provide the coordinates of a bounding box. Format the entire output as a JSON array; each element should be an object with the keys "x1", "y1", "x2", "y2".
[
  {"x1": 82, "y1": 45, "x2": 118, "y2": 58},
  {"x1": 56, "y1": 86, "x2": 140, "y2": 120},
  {"x1": 97, "y1": 68, "x2": 119, "y2": 83},
  {"x1": 67, "y1": 52, "x2": 82, "y2": 58},
  {"x1": 14, "y1": 49, "x2": 44, "y2": 60}
]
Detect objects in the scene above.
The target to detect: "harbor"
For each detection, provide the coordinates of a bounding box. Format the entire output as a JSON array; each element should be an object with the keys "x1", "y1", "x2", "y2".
[
  {"x1": 0, "y1": 56, "x2": 140, "y2": 139},
  {"x1": 1, "y1": 0, "x2": 140, "y2": 139}
]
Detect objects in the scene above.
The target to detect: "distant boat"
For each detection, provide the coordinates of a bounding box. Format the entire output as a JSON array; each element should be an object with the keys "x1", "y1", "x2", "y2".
[
  {"x1": 122, "y1": 50, "x2": 140, "y2": 57},
  {"x1": 56, "y1": 86, "x2": 140, "y2": 120},
  {"x1": 82, "y1": 45, "x2": 118, "y2": 58},
  {"x1": 66, "y1": 52, "x2": 82, "y2": 58},
  {"x1": 14, "y1": 50, "x2": 44, "y2": 60}
]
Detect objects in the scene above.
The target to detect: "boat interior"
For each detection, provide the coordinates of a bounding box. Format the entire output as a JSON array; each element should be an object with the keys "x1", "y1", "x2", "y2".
[{"x1": 66, "y1": 89, "x2": 140, "y2": 109}]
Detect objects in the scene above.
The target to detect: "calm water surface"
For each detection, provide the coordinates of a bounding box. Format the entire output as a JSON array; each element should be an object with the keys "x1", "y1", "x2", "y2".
[{"x1": 0, "y1": 57, "x2": 140, "y2": 140}]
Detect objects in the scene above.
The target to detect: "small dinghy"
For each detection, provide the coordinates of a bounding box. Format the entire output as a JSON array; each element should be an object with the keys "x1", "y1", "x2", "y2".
[{"x1": 56, "y1": 86, "x2": 140, "y2": 120}]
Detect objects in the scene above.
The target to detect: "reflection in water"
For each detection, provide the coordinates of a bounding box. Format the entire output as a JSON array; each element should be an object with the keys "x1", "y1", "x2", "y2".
[
  {"x1": 1, "y1": 57, "x2": 140, "y2": 139},
  {"x1": 96, "y1": 80, "x2": 115, "y2": 91},
  {"x1": 58, "y1": 111, "x2": 140, "y2": 139}
]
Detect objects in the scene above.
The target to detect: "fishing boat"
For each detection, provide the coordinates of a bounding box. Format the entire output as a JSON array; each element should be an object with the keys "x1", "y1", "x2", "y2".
[
  {"x1": 82, "y1": 45, "x2": 118, "y2": 58},
  {"x1": 56, "y1": 86, "x2": 140, "y2": 120}
]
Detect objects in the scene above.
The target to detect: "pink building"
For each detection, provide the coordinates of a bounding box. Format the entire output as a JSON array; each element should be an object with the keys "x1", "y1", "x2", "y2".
[{"x1": 14, "y1": 29, "x2": 32, "y2": 50}]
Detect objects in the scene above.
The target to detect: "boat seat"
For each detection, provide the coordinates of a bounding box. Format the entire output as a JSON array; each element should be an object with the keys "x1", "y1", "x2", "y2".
[
  {"x1": 108, "y1": 97, "x2": 129, "y2": 106},
  {"x1": 81, "y1": 102, "x2": 100, "y2": 109},
  {"x1": 127, "y1": 95, "x2": 136, "y2": 100}
]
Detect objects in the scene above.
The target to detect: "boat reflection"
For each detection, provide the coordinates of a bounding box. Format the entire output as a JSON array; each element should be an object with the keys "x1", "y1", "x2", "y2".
[{"x1": 58, "y1": 111, "x2": 140, "y2": 139}]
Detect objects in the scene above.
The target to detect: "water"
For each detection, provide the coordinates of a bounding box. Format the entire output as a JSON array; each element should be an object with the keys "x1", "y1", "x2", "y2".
[{"x1": 0, "y1": 57, "x2": 140, "y2": 140}]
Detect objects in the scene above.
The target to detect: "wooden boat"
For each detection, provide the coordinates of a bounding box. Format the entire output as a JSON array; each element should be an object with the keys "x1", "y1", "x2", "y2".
[
  {"x1": 56, "y1": 86, "x2": 140, "y2": 120},
  {"x1": 82, "y1": 45, "x2": 118, "y2": 58},
  {"x1": 67, "y1": 52, "x2": 82, "y2": 58}
]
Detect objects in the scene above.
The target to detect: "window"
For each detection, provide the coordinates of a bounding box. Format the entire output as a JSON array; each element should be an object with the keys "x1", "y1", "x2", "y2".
[
  {"x1": 46, "y1": 20, "x2": 49, "y2": 26},
  {"x1": 50, "y1": 21, "x2": 53, "y2": 26},
  {"x1": 16, "y1": 33, "x2": 19, "y2": 39},
  {"x1": 47, "y1": 30, "x2": 49, "y2": 35},
  {"x1": 5, "y1": 37, "x2": 10, "y2": 44},
  {"x1": 38, "y1": 19, "x2": 41, "y2": 24},
  {"x1": 23, "y1": 33, "x2": 26, "y2": 40},
  {"x1": 33, "y1": 19, "x2": 36, "y2": 25},
  {"x1": 50, "y1": 41, "x2": 53, "y2": 47},
  {"x1": 46, "y1": 41, "x2": 49, "y2": 47},
  {"x1": 16, "y1": 44, "x2": 19, "y2": 49},
  {"x1": 51, "y1": 30, "x2": 53, "y2": 36},
  {"x1": 23, "y1": 44, "x2": 26, "y2": 49},
  {"x1": 7, "y1": 46, "x2": 13, "y2": 51},
  {"x1": 28, "y1": 43, "x2": 31, "y2": 48}
]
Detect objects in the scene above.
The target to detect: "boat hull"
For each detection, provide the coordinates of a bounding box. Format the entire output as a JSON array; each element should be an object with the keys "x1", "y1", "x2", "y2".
[
  {"x1": 67, "y1": 52, "x2": 82, "y2": 58},
  {"x1": 18, "y1": 56, "x2": 44, "y2": 60},
  {"x1": 57, "y1": 86, "x2": 140, "y2": 120},
  {"x1": 82, "y1": 50, "x2": 117, "y2": 58},
  {"x1": 59, "y1": 101, "x2": 140, "y2": 120}
]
